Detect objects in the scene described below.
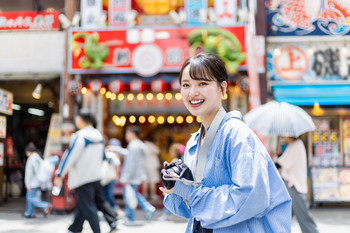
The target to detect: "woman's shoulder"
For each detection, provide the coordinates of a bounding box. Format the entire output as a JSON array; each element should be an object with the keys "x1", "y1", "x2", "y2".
[{"x1": 221, "y1": 111, "x2": 249, "y2": 131}]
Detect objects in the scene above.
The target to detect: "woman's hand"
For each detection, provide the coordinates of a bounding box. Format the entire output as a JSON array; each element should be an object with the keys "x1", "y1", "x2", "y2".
[
  {"x1": 159, "y1": 186, "x2": 174, "y2": 194},
  {"x1": 53, "y1": 177, "x2": 63, "y2": 187},
  {"x1": 159, "y1": 161, "x2": 180, "y2": 195}
]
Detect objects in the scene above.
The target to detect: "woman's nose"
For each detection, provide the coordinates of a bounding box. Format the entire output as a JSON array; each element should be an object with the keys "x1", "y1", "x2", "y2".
[{"x1": 188, "y1": 86, "x2": 198, "y2": 97}]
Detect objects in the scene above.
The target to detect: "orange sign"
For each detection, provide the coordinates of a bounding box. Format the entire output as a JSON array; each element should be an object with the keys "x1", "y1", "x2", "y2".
[{"x1": 274, "y1": 46, "x2": 308, "y2": 81}]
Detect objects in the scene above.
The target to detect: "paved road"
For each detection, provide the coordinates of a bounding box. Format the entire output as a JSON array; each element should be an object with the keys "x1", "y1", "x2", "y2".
[{"x1": 1, "y1": 197, "x2": 349, "y2": 233}]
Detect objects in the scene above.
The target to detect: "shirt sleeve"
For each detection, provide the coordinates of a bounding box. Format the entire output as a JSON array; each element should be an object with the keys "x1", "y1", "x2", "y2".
[
  {"x1": 163, "y1": 193, "x2": 191, "y2": 219},
  {"x1": 56, "y1": 135, "x2": 85, "y2": 177},
  {"x1": 110, "y1": 145, "x2": 128, "y2": 157},
  {"x1": 173, "y1": 132, "x2": 272, "y2": 229}
]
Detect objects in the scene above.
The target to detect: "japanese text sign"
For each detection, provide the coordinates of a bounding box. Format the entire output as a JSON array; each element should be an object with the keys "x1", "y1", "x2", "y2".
[{"x1": 68, "y1": 26, "x2": 246, "y2": 76}]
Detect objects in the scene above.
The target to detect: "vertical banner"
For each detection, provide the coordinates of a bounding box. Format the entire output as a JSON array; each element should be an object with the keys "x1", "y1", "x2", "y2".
[
  {"x1": 246, "y1": 1, "x2": 260, "y2": 110},
  {"x1": 108, "y1": 0, "x2": 130, "y2": 26},
  {"x1": 5, "y1": 137, "x2": 14, "y2": 157},
  {"x1": 0, "y1": 143, "x2": 3, "y2": 166},
  {"x1": 0, "y1": 116, "x2": 6, "y2": 138},
  {"x1": 254, "y1": 35, "x2": 265, "y2": 74},
  {"x1": 81, "y1": 0, "x2": 103, "y2": 28},
  {"x1": 186, "y1": 0, "x2": 207, "y2": 25},
  {"x1": 0, "y1": 88, "x2": 13, "y2": 116},
  {"x1": 43, "y1": 113, "x2": 61, "y2": 158},
  {"x1": 215, "y1": 0, "x2": 237, "y2": 25}
]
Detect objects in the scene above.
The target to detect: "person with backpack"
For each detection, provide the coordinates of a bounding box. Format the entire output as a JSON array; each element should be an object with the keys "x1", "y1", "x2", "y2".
[
  {"x1": 54, "y1": 112, "x2": 116, "y2": 233},
  {"x1": 23, "y1": 142, "x2": 52, "y2": 218}
]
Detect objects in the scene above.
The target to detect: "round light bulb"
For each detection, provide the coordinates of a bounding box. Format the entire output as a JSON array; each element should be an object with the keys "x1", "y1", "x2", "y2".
[
  {"x1": 157, "y1": 116, "x2": 165, "y2": 124},
  {"x1": 167, "y1": 116, "x2": 175, "y2": 124},
  {"x1": 118, "y1": 93, "x2": 124, "y2": 101},
  {"x1": 186, "y1": 116, "x2": 193, "y2": 124},
  {"x1": 127, "y1": 93, "x2": 134, "y2": 101},
  {"x1": 176, "y1": 116, "x2": 184, "y2": 124},
  {"x1": 139, "y1": 116, "x2": 146, "y2": 123},
  {"x1": 148, "y1": 115, "x2": 156, "y2": 123}
]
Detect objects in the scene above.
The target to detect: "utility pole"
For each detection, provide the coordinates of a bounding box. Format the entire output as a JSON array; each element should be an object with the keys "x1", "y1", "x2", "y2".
[
  {"x1": 61, "y1": 0, "x2": 77, "y2": 149},
  {"x1": 255, "y1": 0, "x2": 267, "y2": 104}
]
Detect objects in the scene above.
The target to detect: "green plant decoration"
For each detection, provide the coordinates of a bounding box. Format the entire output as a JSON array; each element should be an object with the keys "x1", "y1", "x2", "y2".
[
  {"x1": 188, "y1": 28, "x2": 246, "y2": 74},
  {"x1": 71, "y1": 32, "x2": 109, "y2": 69}
]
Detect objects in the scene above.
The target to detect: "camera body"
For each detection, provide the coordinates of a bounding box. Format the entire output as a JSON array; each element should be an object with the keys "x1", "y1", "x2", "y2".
[{"x1": 161, "y1": 160, "x2": 194, "y2": 189}]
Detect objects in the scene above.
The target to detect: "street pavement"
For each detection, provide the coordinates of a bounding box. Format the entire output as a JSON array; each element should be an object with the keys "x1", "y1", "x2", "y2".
[{"x1": 0, "y1": 197, "x2": 349, "y2": 233}]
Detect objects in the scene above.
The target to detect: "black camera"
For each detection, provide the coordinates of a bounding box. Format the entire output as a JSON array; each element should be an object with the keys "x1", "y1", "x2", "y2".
[{"x1": 161, "y1": 160, "x2": 194, "y2": 189}]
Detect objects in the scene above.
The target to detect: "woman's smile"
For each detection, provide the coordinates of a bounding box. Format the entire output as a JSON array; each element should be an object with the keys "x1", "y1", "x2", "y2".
[{"x1": 189, "y1": 99, "x2": 205, "y2": 107}]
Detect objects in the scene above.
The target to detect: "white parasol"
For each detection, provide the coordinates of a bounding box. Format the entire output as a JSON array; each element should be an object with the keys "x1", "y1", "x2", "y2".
[{"x1": 243, "y1": 101, "x2": 316, "y2": 137}]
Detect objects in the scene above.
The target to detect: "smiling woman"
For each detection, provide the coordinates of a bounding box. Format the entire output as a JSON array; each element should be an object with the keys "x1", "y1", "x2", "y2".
[
  {"x1": 178, "y1": 53, "x2": 228, "y2": 130},
  {"x1": 160, "y1": 53, "x2": 292, "y2": 233}
]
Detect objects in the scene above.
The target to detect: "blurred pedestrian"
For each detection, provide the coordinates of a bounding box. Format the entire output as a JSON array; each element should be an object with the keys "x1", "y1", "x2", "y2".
[
  {"x1": 142, "y1": 136, "x2": 161, "y2": 200},
  {"x1": 108, "y1": 125, "x2": 156, "y2": 224},
  {"x1": 23, "y1": 142, "x2": 52, "y2": 218},
  {"x1": 160, "y1": 53, "x2": 292, "y2": 232},
  {"x1": 277, "y1": 136, "x2": 319, "y2": 233},
  {"x1": 54, "y1": 112, "x2": 105, "y2": 233},
  {"x1": 102, "y1": 138, "x2": 124, "y2": 216}
]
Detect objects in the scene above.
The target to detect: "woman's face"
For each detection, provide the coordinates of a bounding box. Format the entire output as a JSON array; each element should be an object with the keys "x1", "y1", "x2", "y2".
[{"x1": 180, "y1": 65, "x2": 226, "y2": 125}]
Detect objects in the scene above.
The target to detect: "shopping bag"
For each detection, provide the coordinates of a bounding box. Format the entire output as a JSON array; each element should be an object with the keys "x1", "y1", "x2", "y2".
[
  {"x1": 125, "y1": 184, "x2": 138, "y2": 209},
  {"x1": 101, "y1": 159, "x2": 116, "y2": 186}
]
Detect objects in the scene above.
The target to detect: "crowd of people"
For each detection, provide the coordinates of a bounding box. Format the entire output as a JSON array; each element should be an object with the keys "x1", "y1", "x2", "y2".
[
  {"x1": 20, "y1": 53, "x2": 318, "y2": 233},
  {"x1": 22, "y1": 112, "x2": 185, "y2": 233}
]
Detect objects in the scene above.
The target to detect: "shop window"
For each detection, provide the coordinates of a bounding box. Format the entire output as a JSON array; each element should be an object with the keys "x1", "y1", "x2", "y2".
[
  {"x1": 310, "y1": 116, "x2": 350, "y2": 203},
  {"x1": 343, "y1": 116, "x2": 350, "y2": 166},
  {"x1": 311, "y1": 117, "x2": 340, "y2": 167}
]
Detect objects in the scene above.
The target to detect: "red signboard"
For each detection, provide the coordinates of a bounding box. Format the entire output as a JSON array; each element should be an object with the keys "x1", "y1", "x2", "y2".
[
  {"x1": 0, "y1": 10, "x2": 60, "y2": 31},
  {"x1": 68, "y1": 26, "x2": 246, "y2": 76}
]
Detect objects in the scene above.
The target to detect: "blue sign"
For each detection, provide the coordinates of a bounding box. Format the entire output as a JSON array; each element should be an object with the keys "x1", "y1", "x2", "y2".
[
  {"x1": 186, "y1": 0, "x2": 207, "y2": 25},
  {"x1": 266, "y1": 0, "x2": 350, "y2": 36}
]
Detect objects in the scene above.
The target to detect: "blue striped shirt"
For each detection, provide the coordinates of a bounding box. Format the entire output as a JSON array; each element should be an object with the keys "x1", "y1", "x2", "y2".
[{"x1": 164, "y1": 111, "x2": 292, "y2": 233}]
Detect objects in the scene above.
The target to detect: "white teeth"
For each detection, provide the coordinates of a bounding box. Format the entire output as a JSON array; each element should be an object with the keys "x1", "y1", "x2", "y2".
[{"x1": 190, "y1": 100, "x2": 204, "y2": 104}]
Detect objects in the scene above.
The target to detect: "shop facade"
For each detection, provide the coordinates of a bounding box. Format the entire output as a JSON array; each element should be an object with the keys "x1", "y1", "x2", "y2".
[
  {"x1": 66, "y1": 24, "x2": 248, "y2": 162},
  {"x1": 59, "y1": 0, "x2": 252, "y2": 166},
  {"x1": 266, "y1": 1, "x2": 350, "y2": 205},
  {"x1": 0, "y1": 9, "x2": 65, "y2": 201}
]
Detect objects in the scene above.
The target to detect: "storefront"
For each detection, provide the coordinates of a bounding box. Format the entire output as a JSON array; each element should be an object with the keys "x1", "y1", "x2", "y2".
[
  {"x1": 0, "y1": 10, "x2": 64, "y2": 200},
  {"x1": 266, "y1": 1, "x2": 350, "y2": 205},
  {"x1": 0, "y1": 88, "x2": 13, "y2": 204},
  {"x1": 67, "y1": 25, "x2": 248, "y2": 161}
]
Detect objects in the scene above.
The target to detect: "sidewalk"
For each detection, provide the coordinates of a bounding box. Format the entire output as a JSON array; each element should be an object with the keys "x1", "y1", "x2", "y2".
[
  {"x1": 0, "y1": 197, "x2": 188, "y2": 233},
  {"x1": 1, "y1": 197, "x2": 350, "y2": 233}
]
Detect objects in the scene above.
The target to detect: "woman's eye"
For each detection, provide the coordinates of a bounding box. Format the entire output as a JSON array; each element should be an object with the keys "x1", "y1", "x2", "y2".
[
  {"x1": 199, "y1": 82, "x2": 208, "y2": 86},
  {"x1": 182, "y1": 84, "x2": 189, "y2": 88}
]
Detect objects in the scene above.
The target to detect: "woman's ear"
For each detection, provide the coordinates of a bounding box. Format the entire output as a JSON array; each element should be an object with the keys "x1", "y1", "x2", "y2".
[{"x1": 220, "y1": 81, "x2": 228, "y2": 96}]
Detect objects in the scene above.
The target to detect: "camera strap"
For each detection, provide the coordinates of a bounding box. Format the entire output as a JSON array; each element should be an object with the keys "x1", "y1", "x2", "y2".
[{"x1": 193, "y1": 107, "x2": 227, "y2": 183}]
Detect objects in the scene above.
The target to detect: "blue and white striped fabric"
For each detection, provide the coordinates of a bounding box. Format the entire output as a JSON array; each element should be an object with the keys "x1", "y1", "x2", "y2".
[{"x1": 163, "y1": 111, "x2": 292, "y2": 233}]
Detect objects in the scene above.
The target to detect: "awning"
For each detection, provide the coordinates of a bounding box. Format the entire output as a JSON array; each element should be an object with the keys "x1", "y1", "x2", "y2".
[
  {"x1": 272, "y1": 83, "x2": 350, "y2": 106},
  {"x1": 0, "y1": 31, "x2": 64, "y2": 79}
]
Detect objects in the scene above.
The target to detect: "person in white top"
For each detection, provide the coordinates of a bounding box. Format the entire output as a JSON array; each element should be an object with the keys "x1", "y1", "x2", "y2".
[
  {"x1": 103, "y1": 138, "x2": 123, "y2": 215},
  {"x1": 23, "y1": 142, "x2": 52, "y2": 218},
  {"x1": 277, "y1": 137, "x2": 319, "y2": 233},
  {"x1": 142, "y1": 137, "x2": 161, "y2": 200}
]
